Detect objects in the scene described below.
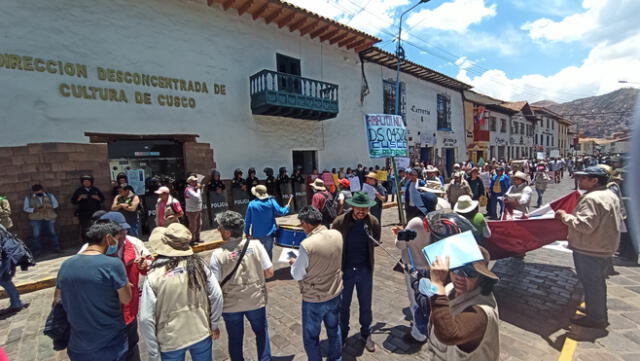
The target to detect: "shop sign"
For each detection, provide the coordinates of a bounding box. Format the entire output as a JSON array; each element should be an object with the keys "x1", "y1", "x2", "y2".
[
  {"x1": 420, "y1": 133, "x2": 435, "y2": 145},
  {"x1": 364, "y1": 114, "x2": 408, "y2": 158},
  {"x1": 442, "y1": 138, "x2": 457, "y2": 147},
  {"x1": 410, "y1": 105, "x2": 431, "y2": 115},
  {"x1": 494, "y1": 137, "x2": 507, "y2": 145}
]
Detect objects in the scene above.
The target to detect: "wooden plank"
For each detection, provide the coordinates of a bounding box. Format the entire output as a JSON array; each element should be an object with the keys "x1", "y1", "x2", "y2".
[
  {"x1": 265, "y1": 8, "x2": 283, "y2": 24},
  {"x1": 251, "y1": 2, "x2": 270, "y2": 20},
  {"x1": 320, "y1": 28, "x2": 340, "y2": 42},
  {"x1": 355, "y1": 42, "x2": 374, "y2": 53},
  {"x1": 338, "y1": 34, "x2": 358, "y2": 47},
  {"x1": 347, "y1": 38, "x2": 365, "y2": 50},
  {"x1": 310, "y1": 24, "x2": 331, "y2": 39},
  {"x1": 288, "y1": 17, "x2": 307, "y2": 32},
  {"x1": 223, "y1": 0, "x2": 235, "y2": 11},
  {"x1": 237, "y1": 0, "x2": 253, "y2": 15},
  {"x1": 329, "y1": 32, "x2": 347, "y2": 44},
  {"x1": 299, "y1": 20, "x2": 319, "y2": 36},
  {"x1": 277, "y1": 11, "x2": 295, "y2": 28}
]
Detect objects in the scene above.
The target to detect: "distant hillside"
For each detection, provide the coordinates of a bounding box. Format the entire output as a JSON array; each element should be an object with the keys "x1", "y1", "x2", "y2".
[{"x1": 532, "y1": 88, "x2": 638, "y2": 138}]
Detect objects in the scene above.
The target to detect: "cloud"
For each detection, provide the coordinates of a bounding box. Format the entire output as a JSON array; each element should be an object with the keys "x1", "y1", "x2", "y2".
[
  {"x1": 521, "y1": 0, "x2": 640, "y2": 45},
  {"x1": 456, "y1": 33, "x2": 640, "y2": 102},
  {"x1": 511, "y1": 0, "x2": 579, "y2": 17},
  {"x1": 406, "y1": 0, "x2": 496, "y2": 33}
]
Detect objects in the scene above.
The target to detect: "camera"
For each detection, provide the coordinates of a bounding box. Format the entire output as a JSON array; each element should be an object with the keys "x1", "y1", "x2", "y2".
[{"x1": 397, "y1": 229, "x2": 417, "y2": 241}]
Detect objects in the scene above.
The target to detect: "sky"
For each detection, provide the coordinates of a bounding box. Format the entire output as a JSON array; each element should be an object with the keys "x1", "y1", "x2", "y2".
[{"x1": 285, "y1": 0, "x2": 640, "y2": 103}]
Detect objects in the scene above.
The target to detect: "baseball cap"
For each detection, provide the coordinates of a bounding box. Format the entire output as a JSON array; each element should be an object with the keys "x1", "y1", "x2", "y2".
[{"x1": 99, "y1": 212, "x2": 131, "y2": 230}]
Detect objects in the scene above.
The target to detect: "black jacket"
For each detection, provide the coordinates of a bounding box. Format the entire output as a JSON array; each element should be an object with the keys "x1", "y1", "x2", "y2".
[
  {"x1": 71, "y1": 186, "x2": 105, "y2": 219},
  {"x1": 331, "y1": 211, "x2": 381, "y2": 269},
  {"x1": 43, "y1": 302, "x2": 70, "y2": 350}
]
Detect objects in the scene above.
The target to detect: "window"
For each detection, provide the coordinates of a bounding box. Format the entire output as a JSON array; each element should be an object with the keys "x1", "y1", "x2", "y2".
[
  {"x1": 489, "y1": 117, "x2": 497, "y2": 131},
  {"x1": 500, "y1": 118, "x2": 507, "y2": 133},
  {"x1": 383, "y1": 79, "x2": 406, "y2": 121},
  {"x1": 552, "y1": 121, "x2": 555, "y2": 130},
  {"x1": 520, "y1": 123, "x2": 525, "y2": 135},
  {"x1": 546, "y1": 135, "x2": 550, "y2": 146},
  {"x1": 437, "y1": 93, "x2": 452, "y2": 130},
  {"x1": 276, "y1": 54, "x2": 301, "y2": 93},
  {"x1": 535, "y1": 134, "x2": 538, "y2": 144}
]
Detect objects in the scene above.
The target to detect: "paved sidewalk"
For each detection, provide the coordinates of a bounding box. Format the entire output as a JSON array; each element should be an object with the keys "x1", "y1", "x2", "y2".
[{"x1": 2, "y1": 175, "x2": 639, "y2": 360}]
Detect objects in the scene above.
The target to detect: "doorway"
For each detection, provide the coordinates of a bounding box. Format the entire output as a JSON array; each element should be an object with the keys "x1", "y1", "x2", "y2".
[
  {"x1": 277, "y1": 53, "x2": 301, "y2": 94},
  {"x1": 444, "y1": 148, "x2": 455, "y2": 178},
  {"x1": 292, "y1": 150, "x2": 317, "y2": 174}
]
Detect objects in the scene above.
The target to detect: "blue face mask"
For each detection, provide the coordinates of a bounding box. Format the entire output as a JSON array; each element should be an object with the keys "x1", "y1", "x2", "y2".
[
  {"x1": 105, "y1": 237, "x2": 118, "y2": 256},
  {"x1": 418, "y1": 278, "x2": 439, "y2": 297}
]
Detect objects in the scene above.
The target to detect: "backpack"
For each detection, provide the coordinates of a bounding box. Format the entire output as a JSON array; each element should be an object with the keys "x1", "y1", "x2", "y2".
[{"x1": 320, "y1": 192, "x2": 337, "y2": 225}]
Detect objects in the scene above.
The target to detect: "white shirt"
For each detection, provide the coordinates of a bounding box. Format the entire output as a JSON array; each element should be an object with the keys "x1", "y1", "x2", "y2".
[
  {"x1": 184, "y1": 186, "x2": 203, "y2": 212},
  {"x1": 361, "y1": 183, "x2": 378, "y2": 203},
  {"x1": 506, "y1": 185, "x2": 533, "y2": 205},
  {"x1": 208, "y1": 239, "x2": 273, "y2": 281},
  {"x1": 290, "y1": 246, "x2": 309, "y2": 281}
]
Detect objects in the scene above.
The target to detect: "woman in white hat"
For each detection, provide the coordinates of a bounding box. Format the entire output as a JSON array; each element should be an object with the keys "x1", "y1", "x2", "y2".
[
  {"x1": 454, "y1": 195, "x2": 491, "y2": 243},
  {"x1": 504, "y1": 171, "x2": 533, "y2": 215},
  {"x1": 139, "y1": 223, "x2": 223, "y2": 361}
]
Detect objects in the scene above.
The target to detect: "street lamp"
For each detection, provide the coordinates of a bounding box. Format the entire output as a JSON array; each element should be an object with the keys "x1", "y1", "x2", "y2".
[{"x1": 392, "y1": 0, "x2": 431, "y2": 225}]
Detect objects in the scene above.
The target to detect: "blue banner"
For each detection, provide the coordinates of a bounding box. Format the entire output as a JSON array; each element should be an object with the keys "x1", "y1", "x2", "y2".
[{"x1": 364, "y1": 114, "x2": 408, "y2": 158}]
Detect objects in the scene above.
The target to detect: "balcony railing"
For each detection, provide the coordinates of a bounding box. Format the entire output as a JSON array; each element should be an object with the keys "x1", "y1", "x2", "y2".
[{"x1": 250, "y1": 69, "x2": 339, "y2": 120}]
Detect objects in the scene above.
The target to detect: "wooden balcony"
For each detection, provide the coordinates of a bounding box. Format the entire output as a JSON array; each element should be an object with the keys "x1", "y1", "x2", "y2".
[{"x1": 474, "y1": 129, "x2": 490, "y2": 142}]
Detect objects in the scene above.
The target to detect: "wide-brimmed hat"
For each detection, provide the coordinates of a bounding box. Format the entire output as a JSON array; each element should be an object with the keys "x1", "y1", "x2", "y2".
[
  {"x1": 512, "y1": 171, "x2": 529, "y2": 182},
  {"x1": 454, "y1": 195, "x2": 479, "y2": 214},
  {"x1": 453, "y1": 171, "x2": 465, "y2": 178},
  {"x1": 309, "y1": 178, "x2": 326, "y2": 191},
  {"x1": 251, "y1": 185, "x2": 269, "y2": 200},
  {"x1": 99, "y1": 211, "x2": 131, "y2": 231},
  {"x1": 346, "y1": 192, "x2": 376, "y2": 208},
  {"x1": 469, "y1": 167, "x2": 479, "y2": 174},
  {"x1": 470, "y1": 246, "x2": 498, "y2": 280},
  {"x1": 149, "y1": 223, "x2": 193, "y2": 257},
  {"x1": 425, "y1": 165, "x2": 439, "y2": 173},
  {"x1": 155, "y1": 186, "x2": 170, "y2": 194},
  {"x1": 187, "y1": 175, "x2": 198, "y2": 183},
  {"x1": 419, "y1": 181, "x2": 445, "y2": 194},
  {"x1": 365, "y1": 172, "x2": 378, "y2": 179}
]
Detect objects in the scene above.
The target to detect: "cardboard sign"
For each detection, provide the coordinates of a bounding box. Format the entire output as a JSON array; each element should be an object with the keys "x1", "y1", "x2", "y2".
[
  {"x1": 364, "y1": 114, "x2": 408, "y2": 158},
  {"x1": 550, "y1": 149, "x2": 560, "y2": 158},
  {"x1": 537, "y1": 152, "x2": 545, "y2": 160},
  {"x1": 347, "y1": 174, "x2": 361, "y2": 192}
]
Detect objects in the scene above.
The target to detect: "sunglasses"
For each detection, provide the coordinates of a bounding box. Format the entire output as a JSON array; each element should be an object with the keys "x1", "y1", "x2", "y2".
[{"x1": 451, "y1": 265, "x2": 479, "y2": 278}]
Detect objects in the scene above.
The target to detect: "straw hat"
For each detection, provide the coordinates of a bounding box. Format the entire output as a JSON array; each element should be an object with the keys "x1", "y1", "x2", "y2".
[
  {"x1": 149, "y1": 223, "x2": 193, "y2": 257},
  {"x1": 512, "y1": 171, "x2": 529, "y2": 182},
  {"x1": 187, "y1": 175, "x2": 198, "y2": 183},
  {"x1": 154, "y1": 186, "x2": 170, "y2": 194},
  {"x1": 453, "y1": 195, "x2": 479, "y2": 214},
  {"x1": 251, "y1": 185, "x2": 269, "y2": 200},
  {"x1": 419, "y1": 180, "x2": 445, "y2": 194},
  {"x1": 425, "y1": 165, "x2": 439, "y2": 173},
  {"x1": 365, "y1": 171, "x2": 378, "y2": 179},
  {"x1": 309, "y1": 178, "x2": 326, "y2": 191}
]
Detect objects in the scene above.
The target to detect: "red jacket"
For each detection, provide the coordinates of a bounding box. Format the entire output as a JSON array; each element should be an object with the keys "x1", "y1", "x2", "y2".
[{"x1": 119, "y1": 238, "x2": 148, "y2": 325}]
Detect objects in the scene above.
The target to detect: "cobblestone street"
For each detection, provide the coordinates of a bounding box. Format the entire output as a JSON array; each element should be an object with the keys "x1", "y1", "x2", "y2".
[{"x1": 2, "y1": 176, "x2": 639, "y2": 361}]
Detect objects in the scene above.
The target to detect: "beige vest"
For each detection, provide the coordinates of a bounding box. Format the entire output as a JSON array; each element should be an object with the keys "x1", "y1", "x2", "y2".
[
  {"x1": 299, "y1": 226, "x2": 343, "y2": 303},
  {"x1": 213, "y1": 239, "x2": 267, "y2": 313},
  {"x1": 28, "y1": 194, "x2": 57, "y2": 221},
  {"x1": 428, "y1": 288, "x2": 500, "y2": 361},
  {"x1": 146, "y1": 260, "x2": 211, "y2": 352},
  {"x1": 505, "y1": 183, "x2": 531, "y2": 213}
]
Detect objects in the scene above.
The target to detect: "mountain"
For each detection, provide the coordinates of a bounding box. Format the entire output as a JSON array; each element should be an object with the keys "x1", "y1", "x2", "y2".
[{"x1": 532, "y1": 88, "x2": 639, "y2": 138}]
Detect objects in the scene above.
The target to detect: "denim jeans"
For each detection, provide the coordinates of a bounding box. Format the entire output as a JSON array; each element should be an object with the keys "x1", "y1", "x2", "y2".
[
  {"x1": 68, "y1": 333, "x2": 128, "y2": 361},
  {"x1": 340, "y1": 266, "x2": 373, "y2": 343},
  {"x1": 487, "y1": 194, "x2": 504, "y2": 219},
  {"x1": 536, "y1": 189, "x2": 545, "y2": 208},
  {"x1": 258, "y1": 236, "x2": 275, "y2": 261},
  {"x1": 222, "y1": 307, "x2": 271, "y2": 361},
  {"x1": 0, "y1": 278, "x2": 22, "y2": 308},
  {"x1": 302, "y1": 295, "x2": 342, "y2": 361},
  {"x1": 30, "y1": 219, "x2": 60, "y2": 253},
  {"x1": 573, "y1": 252, "x2": 609, "y2": 323},
  {"x1": 160, "y1": 336, "x2": 212, "y2": 361}
]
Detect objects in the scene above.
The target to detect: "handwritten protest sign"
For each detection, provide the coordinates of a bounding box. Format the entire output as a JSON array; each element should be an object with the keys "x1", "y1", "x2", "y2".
[{"x1": 364, "y1": 114, "x2": 408, "y2": 158}]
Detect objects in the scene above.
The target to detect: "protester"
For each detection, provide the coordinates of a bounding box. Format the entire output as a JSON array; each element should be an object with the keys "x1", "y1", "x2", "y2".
[
  {"x1": 488, "y1": 167, "x2": 509, "y2": 220},
  {"x1": 139, "y1": 223, "x2": 223, "y2": 361},
  {"x1": 154, "y1": 186, "x2": 183, "y2": 228},
  {"x1": 504, "y1": 171, "x2": 533, "y2": 214},
  {"x1": 184, "y1": 176, "x2": 204, "y2": 245},
  {"x1": 321, "y1": 169, "x2": 336, "y2": 194},
  {"x1": 0, "y1": 224, "x2": 32, "y2": 316},
  {"x1": 113, "y1": 173, "x2": 129, "y2": 197},
  {"x1": 404, "y1": 168, "x2": 426, "y2": 220},
  {"x1": 289, "y1": 206, "x2": 344, "y2": 361},
  {"x1": 467, "y1": 168, "x2": 485, "y2": 201},
  {"x1": 23, "y1": 184, "x2": 61, "y2": 255},
  {"x1": 210, "y1": 211, "x2": 274, "y2": 361},
  {"x1": 310, "y1": 179, "x2": 335, "y2": 227},
  {"x1": 533, "y1": 165, "x2": 550, "y2": 208},
  {"x1": 555, "y1": 166, "x2": 623, "y2": 329},
  {"x1": 244, "y1": 185, "x2": 290, "y2": 260},
  {"x1": 454, "y1": 195, "x2": 491, "y2": 244},
  {"x1": 55, "y1": 220, "x2": 132, "y2": 361},
  {"x1": 246, "y1": 168, "x2": 260, "y2": 199},
  {"x1": 362, "y1": 172, "x2": 386, "y2": 222},
  {"x1": 446, "y1": 171, "x2": 473, "y2": 206},
  {"x1": 336, "y1": 178, "x2": 353, "y2": 215},
  {"x1": 0, "y1": 194, "x2": 13, "y2": 230},
  {"x1": 331, "y1": 192, "x2": 381, "y2": 352},
  {"x1": 416, "y1": 246, "x2": 500, "y2": 361},
  {"x1": 425, "y1": 165, "x2": 444, "y2": 186},
  {"x1": 71, "y1": 175, "x2": 105, "y2": 242},
  {"x1": 355, "y1": 164, "x2": 366, "y2": 187},
  {"x1": 111, "y1": 185, "x2": 141, "y2": 236}
]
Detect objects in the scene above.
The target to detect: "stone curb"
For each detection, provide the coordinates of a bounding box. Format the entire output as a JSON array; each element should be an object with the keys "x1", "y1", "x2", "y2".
[{"x1": 0, "y1": 240, "x2": 225, "y2": 299}]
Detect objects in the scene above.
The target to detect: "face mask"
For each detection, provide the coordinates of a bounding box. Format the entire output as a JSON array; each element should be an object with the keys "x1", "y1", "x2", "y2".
[
  {"x1": 419, "y1": 278, "x2": 438, "y2": 297},
  {"x1": 105, "y1": 236, "x2": 118, "y2": 255}
]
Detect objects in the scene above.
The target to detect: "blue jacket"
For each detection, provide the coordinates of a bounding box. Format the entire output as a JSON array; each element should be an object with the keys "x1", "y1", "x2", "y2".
[
  {"x1": 244, "y1": 197, "x2": 289, "y2": 237},
  {"x1": 489, "y1": 174, "x2": 510, "y2": 196},
  {"x1": 404, "y1": 179, "x2": 426, "y2": 209},
  {"x1": 0, "y1": 225, "x2": 35, "y2": 280}
]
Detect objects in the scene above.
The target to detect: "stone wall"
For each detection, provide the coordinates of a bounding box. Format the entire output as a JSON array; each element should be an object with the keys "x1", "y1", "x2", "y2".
[{"x1": 0, "y1": 143, "x2": 110, "y2": 249}]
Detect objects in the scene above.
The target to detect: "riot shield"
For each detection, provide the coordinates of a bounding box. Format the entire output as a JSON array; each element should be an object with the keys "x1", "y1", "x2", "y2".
[
  {"x1": 279, "y1": 182, "x2": 295, "y2": 212},
  {"x1": 232, "y1": 188, "x2": 250, "y2": 216},
  {"x1": 208, "y1": 191, "x2": 230, "y2": 227},
  {"x1": 143, "y1": 193, "x2": 159, "y2": 234},
  {"x1": 293, "y1": 183, "x2": 308, "y2": 212}
]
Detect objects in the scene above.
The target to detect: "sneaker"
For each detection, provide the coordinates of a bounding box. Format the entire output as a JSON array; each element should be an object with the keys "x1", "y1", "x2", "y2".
[
  {"x1": 570, "y1": 315, "x2": 608, "y2": 329},
  {"x1": 362, "y1": 335, "x2": 376, "y2": 352}
]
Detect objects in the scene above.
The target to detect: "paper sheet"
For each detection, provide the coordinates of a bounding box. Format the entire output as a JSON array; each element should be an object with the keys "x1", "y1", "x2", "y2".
[
  {"x1": 422, "y1": 231, "x2": 483, "y2": 269},
  {"x1": 278, "y1": 248, "x2": 299, "y2": 263}
]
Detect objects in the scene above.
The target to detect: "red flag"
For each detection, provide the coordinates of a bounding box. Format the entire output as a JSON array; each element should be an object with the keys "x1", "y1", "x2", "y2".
[{"x1": 485, "y1": 191, "x2": 582, "y2": 259}]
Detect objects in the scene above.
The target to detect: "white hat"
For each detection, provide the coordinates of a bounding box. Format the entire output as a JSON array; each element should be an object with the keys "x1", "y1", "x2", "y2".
[
  {"x1": 513, "y1": 171, "x2": 529, "y2": 182},
  {"x1": 418, "y1": 180, "x2": 445, "y2": 194},
  {"x1": 309, "y1": 178, "x2": 326, "y2": 191},
  {"x1": 251, "y1": 185, "x2": 269, "y2": 200},
  {"x1": 454, "y1": 195, "x2": 479, "y2": 214},
  {"x1": 154, "y1": 186, "x2": 171, "y2": 195}
]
